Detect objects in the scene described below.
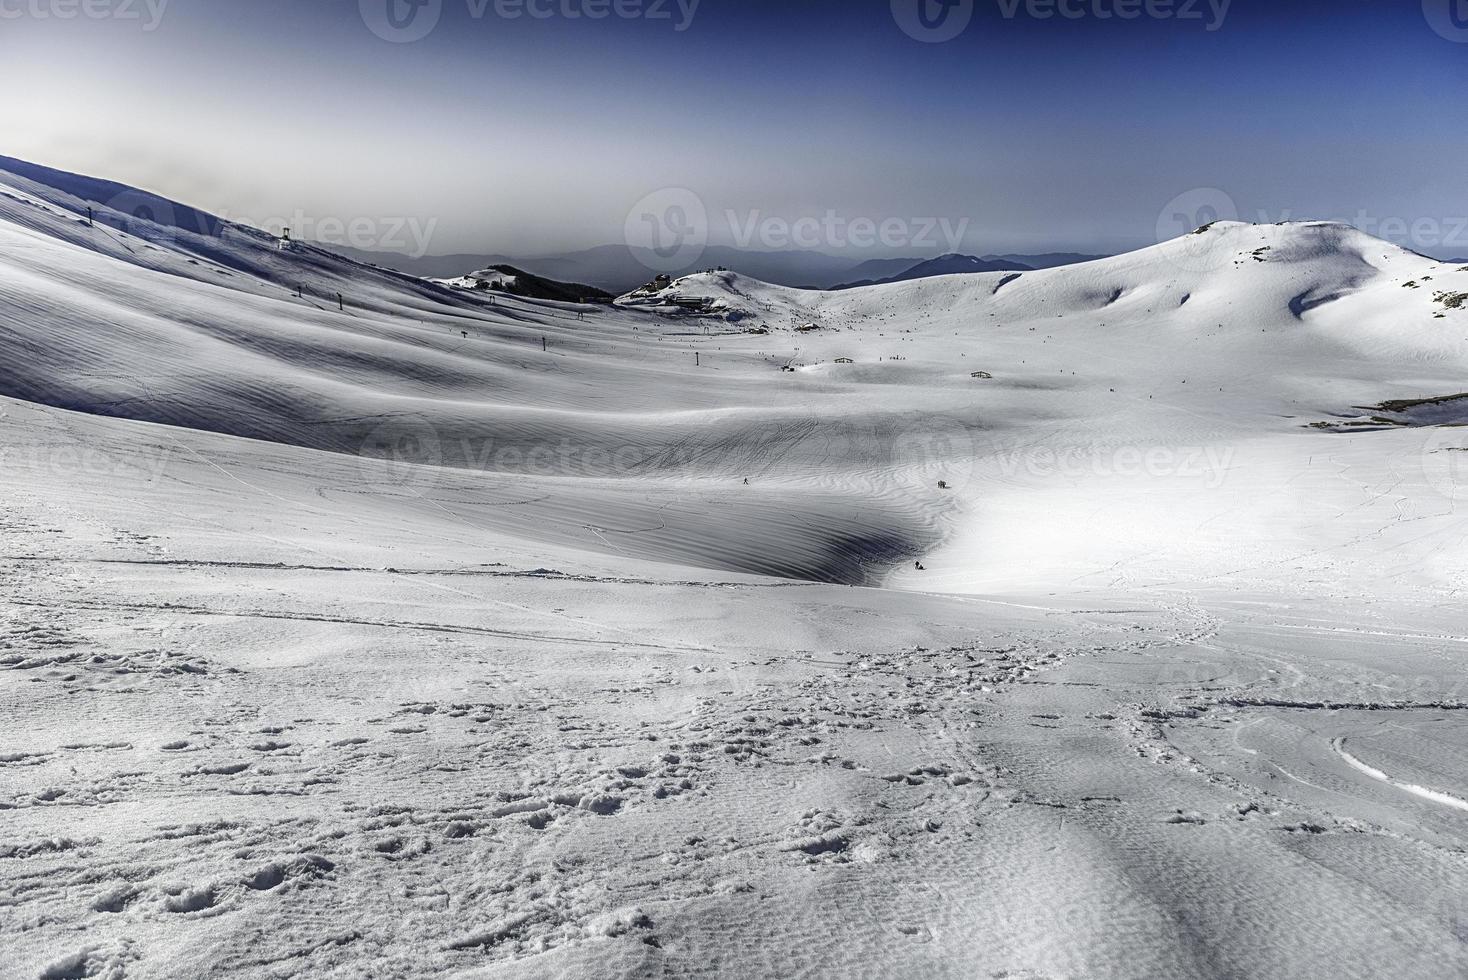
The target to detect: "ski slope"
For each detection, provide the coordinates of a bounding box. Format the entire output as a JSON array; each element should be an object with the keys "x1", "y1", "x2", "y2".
[
  {"x1": 3, "y1": 153, "x2": 1465, "y2": 593},
  {"x1": 2, "y1": 156, "x2": 1468, "y2": 979}
]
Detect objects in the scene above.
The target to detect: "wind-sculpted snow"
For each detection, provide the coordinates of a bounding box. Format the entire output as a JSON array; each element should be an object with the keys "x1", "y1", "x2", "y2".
[
  {"x1": 3, "y1": 157, "x2": 1467, "y2": 590},
  {"x1": 3, "y1": 159, "x2": 1468, "y2": 978},
  {"x1": 3, "y1": 402, "x2": 1468, "y2": 978}
]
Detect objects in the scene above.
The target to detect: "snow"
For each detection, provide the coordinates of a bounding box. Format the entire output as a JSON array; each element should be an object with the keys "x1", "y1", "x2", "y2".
[
  {"x1": 3, "y1": 160, "x2": 1468, "y2": 978},
  {"x1": 431, "y1": 270, "x2": 518, "y2": 291}
]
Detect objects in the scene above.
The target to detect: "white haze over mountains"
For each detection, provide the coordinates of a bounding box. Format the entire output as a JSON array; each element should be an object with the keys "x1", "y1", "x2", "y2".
[
  {"x1": 318, "y1": 241, "x2": 1110, "y2": 295},
  {"x1": 3, "y1": 156, "x2": 1468, "y2": 978}
]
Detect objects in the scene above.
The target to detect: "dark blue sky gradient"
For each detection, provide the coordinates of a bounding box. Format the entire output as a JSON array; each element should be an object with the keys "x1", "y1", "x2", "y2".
[{"x1": 2, "y1": 0, "x2": 1464, "y2": 257}]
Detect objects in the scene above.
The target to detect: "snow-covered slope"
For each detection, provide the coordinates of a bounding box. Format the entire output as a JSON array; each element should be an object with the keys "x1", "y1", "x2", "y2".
[
  {"x1": 4, "y1": 155, "x2": 1467, "y2": 592},
  {"x1": 432, "y1": 265, "x2": 614, "y2": 303},
  {"x1": 0, "y1": 161, "x2": 946, "y2": 584},
  {"x1": 623, "y1": 224, "x2": 1468, "y2": 581},
  {"x1": 5, "y1": 159, "x2": 1468, "y2": 979}
]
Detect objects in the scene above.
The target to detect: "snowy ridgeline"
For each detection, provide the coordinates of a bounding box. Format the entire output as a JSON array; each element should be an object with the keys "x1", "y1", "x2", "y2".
[
  {"x1": 2, "y1": 159, "x2": 1467, "y2": 592},
  {"x1": 2, "y1": 157, "x2": 1468, "y2": 978}
]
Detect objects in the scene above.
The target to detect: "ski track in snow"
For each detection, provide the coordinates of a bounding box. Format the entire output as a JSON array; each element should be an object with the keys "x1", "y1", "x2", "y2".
[{"x1": 1332, "y1": 737, "x2": 1468, "y2": 813}]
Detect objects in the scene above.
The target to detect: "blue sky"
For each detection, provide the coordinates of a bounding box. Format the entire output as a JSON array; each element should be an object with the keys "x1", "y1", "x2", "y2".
[{"x1": 2, "y1": 0, "x2": 1465, "y2": 258}]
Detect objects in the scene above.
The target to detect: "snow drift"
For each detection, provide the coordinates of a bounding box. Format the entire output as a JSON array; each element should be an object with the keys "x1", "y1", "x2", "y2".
[{"x1": 2, "y1": 156, "x2": 1467, "y2": 591}]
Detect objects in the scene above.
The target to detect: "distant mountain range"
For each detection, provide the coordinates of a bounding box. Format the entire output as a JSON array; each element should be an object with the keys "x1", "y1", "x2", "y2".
[
  {"x1": 325, "y1": 243, "x2": 859, "y2": 293},
  {"x1": 987, "y1": 252, "x2": 1112, "y2": 269},
  {"x1": 833, "y1": 254, "x2": 1030, "y2": 289},
  {"x1": 323, "y1": 242, "x2": 1111, "y2": 294}
]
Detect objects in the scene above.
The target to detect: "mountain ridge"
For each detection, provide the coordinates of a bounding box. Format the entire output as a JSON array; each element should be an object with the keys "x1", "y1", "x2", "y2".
[{"x1": 832, "y1": 253, "x2": 1033, "y2": 289}]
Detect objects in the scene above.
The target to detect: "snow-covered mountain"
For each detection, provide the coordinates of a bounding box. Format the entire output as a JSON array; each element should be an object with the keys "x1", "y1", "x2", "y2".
[
  {"x1": 328, "y1": 243, "x2": 1113, "y2": 293},
  {"x1": 431, "y1": 265, "x2": 613, "y2": 304},
  {"x1": 5, "y1": 156, "x2": 1468, "y2": 979},
  {"x1": 617, "y1": 225, "x2": 1468, "y2": 589},
  {"x1": 330, "y1": 242, "x2": 875, "y2": 292},
  {"x1": 3, "y1": 155, "x2": 1467, "y2": 591}
]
